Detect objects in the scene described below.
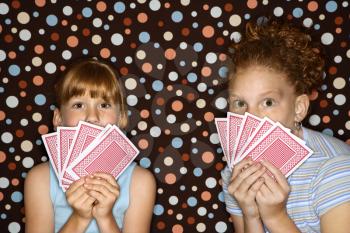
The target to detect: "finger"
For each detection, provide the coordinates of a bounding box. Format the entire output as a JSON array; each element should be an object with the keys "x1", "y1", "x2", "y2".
[
  {"x1": 229, "y1": 162, "x2": 265, "y2": 193},
  {"x1": 231, "y1": 157, "x2": 254, "y2": 180},
  {"x1": 66, "y1": 177, "x2": 86, "y2": 195},
  {"x1": 248, "y1": 177, "x2": 265, "y2": 195},
  {"x1": 91, "y1": 172, "x2": 118, "y2": 186},
  {"x1": 85, "y1": 176, "x2": 119, "y2": 196},
  {"x1": 84, "y1": 180, "x2": 118, "y2": 198},
  {"x1": 260, "y1": 160, "x2": 289, "y2": 189}
]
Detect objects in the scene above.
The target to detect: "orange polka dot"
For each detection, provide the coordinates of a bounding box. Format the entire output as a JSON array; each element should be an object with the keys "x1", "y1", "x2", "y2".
[
  {"x1": 123, "y1": 17, "x2": 132, "y2": 26},
  {"x1": 38, "y1": 125, "x2": 49, "y2": 135},
  {"x1": 164, "y1": 129, "x2": 171, "y2": 135},
  {"x1": 26, "y1": 105, "x2": 32, "y2": 111},
  {"x1": 67, "y1": 35, "x2": 79, "y2": 47},
  {"x1": 137, "y1": 13, "x2": 148, "y2": 23},
  {"x1": 307, "y1": 1, "x2": 318, "y2": 12},
  {"x1": 158, "y1": 20, "x2": 164, "y2": 27},
  {"x1": 202, "y1": 131, "x2": 208, "y2": 137},
  {"x1": 8, "y1": 51, "x2": 16, "y2": 59},
  {"x1": 34, "y1": 45, "x2": 44, "y2": 54},
  {"x1": 124, "y1": 28, "x2": 131, "y2": 35},
  {"x1": 165, "y1": 173, "x2": 176, "y2": 184},
  {"x1": 61, "y1": 19, "x2": 68, "y2": 26},
  {"x1": 20, "y1": 91, "x2": 26, "y2": 97},
  {"x1": 165, "y1": 48, "x2": 176, "y2": 60},
  {"x1": 138, "y1": 139, "x2": 149, "y2": 150},
  {"x1": 33, "y1": 75, "x2": 44, "y2": 86},
  {"x1": 15, "y1": 129, "x2": 24, "y2": 138},
  {"x1": 82, "y1": 28, "x2": 90, "y2": 36},
  {"x1": 203, "y1": 4, "x2": 209, "y2": 10},
  {"x1": 35, "y1": 0, "x2": 46, "y2": 7},
  {"x1": 201, "y1": 66, "x2": 212, "y2": 77},
  {"x1": 142, "y1": 63, "x2": 153, "y2": 73},
  {"x1": 186, "y1": 93, "x2": 195, "y2": 101},
  {"x1": 167, "y1": 85, "x2": 173, "y2": 91},
  {"x1": 167, "y1": 209, "x2": 173, "y2": 215},
  {"x1": 140, "y1": 109, "x2": 150, "y2": 118},
  {"x1": 12, "y1": 0, "x2": 21, "y2": 8},
  {"x1": 215, "y1": 162, "x2": 224, "y2": 171},
  {"x1": 50, "y1": 32, "x2": 60, "y2": 41},
  {"x1": 346, "y1": 139, "x2": 350, "y2": 145},
  {"x1": 334, "y1": 16, "x2": 343, "y2": 25},
  {"x1": 216, "y1": 37, "x2": 225, "y2": 46},
  {"x1": 158, "y1": 147, "x2": 164, "y2": 153},
  {"x1": 201, "y1": 191, "x2": 212, "y2": 201},
  {"x1": 171, "y1": 100, "x2": 183, "y2": 112},
  {"x1": 119, "y1": 67, "x2": 128, "y2": 76},
  {"x1": 320, "y1": 99, "x2": 328, "y2": 108},
  {"x1": 0, "y1": 151, "x2": 6, "y2": 163},
  {"x1": 4, "y1": 34, "x2": 13, "y2": 43},
  {"x1": 181, "y1": 203, "x2": 187, "y2": 208},
  {"x1": 335, "y1": 28, "x2": 342, "y2": 34},
  {"x1": 309, "y1": 89, "x2": 319, "y2": 101},
  {"x1": 96, "y1": 1, "x2": 107, "y2": 12},
  {"x1": 182, "y1": 153, "x2": 190, "y2": 161},
  {"x1": 202, "y1": 25, "x2": 214, "y2": 38},
  {"x1": 76, "y1": 14, "x2": 83, "y2": 20},
  {"x1": 100, "y1": 48, "x2": 111, "y2": 58},
  {"x1": 224, "y1": 3, "x2": 233, "y2": 12},
  {"x1": 247, "y1": 0, "x2": 258, "y2": 9},
  {"x1": 181, "y1": 27, "x2": 190, "y2": 36},
  {"x1": 156, "y1": 221, "x2": 166, "y2": 230},
  {"x1": 0, "y1": 192, "x2": 3, "y2": 201},
  {"x1": 322, "y1": 115, "x2": 330, "y2": 124},
  {"x1": 164, "y1": 2, "x2": 171, "y2": 8},
  {"x1": 0, "y1": 111, "x2": 5, "y2": 121},
  {"x1": 8, "y1": 162, "x2": 16, "y2": 170},
  {"x1": 172, "y1": 224, "x2": 183, "y2": 233},
  {"x1": 181, "y1": 79, "x2": 188, "y2": 85},
  {"x1": 187, "y1": 216, "x2": 195, "y2": 224},
  {"x1": 202, "y1": 151, "x2": 214, "y2": 164},
  {"x1": 328, "y1": 66, "x2": 337, "y2": 75},
  {"x1": 12, "y1": 178, "x2": 19, "y2": 186},
  {"x1": 204, "y1": 112, "x2": 214, "y2": 122},
  {"x1": 130, "y1": 43, "x2": 137, "y2": 49},
  {"x1": 156, "y1": 97, "x2": 165, "y2": 106},
  {"x1": 18, "y1": 80, "x2": 27, "y2": 89}
]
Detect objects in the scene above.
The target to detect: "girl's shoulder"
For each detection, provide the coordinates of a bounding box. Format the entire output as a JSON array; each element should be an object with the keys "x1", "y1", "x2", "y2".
[
  {"x1": 131, "y1": 165, "x2": 156, "y2": 184},
  {"x1": 26, "y1": 162, "x2": 50, "y2": 180}
]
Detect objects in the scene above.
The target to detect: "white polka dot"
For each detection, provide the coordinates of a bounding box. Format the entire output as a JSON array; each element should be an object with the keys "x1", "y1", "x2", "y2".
[
  {"x1": 21, "y1": 140, "x2": 33, "y2": 152},
  {"x1": 125, "y1": 78, "x2": 137, "y2": 90},
  {"x1": 334, "y1": 94, "x2": 346, "y2": 106},
  {"x1": 1, "y1": 132, "x2": 13, "y2": 144},
  {"x1": 205, "y1": 177, "x2": 217, "y2": 188},
  {"x1": 309, "y1": 114, "x2": 321, "y2": 126},
  {"x1": 0, "y1": 177, "x2": 10, "y2": 188},
  {"x1": 22, "y1": 157, "x2": 34, "y2": 168},
  {"x1": 229, "y1": 14, "x2": 241, "y2": 27},
  {"x1": 215, "y1": 221, "x2": 228, "y2": 233},
  {"x1": 6, "y1": 96, "x2": 19, "y2": 108},
  {"x1": 321, "y1": 32, "x2": 334, "y2": 45}
]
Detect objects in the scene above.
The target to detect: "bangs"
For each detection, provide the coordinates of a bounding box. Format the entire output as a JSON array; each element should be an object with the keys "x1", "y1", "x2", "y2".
[{"x1": 57, "y1": 61, "x2": 120, "y2": 105}]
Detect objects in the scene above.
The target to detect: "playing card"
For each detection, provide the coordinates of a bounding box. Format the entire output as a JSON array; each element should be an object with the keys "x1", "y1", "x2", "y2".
[
  {"x1": 227, "y1": 112, "x2": 244, "y2": 167},
  {"x1": 233, "y1": 112, "x2": 262, "y2": 165},
  {"x1": 60, "y1": 121, "x2": 104, "y2": 184},
  {"x1": 236, "y1": 117, "x2": 274, "y2": 163},
  {"x1": 67, "y1": 125, "x2": 139, "y2": 180},
  {"x1": 42, "y1": 132, "x2": 60, "y2": 179},
  {"x1": 214, "y1": 118, "x2": 229, "y2": 162},
  {"x1": 238, "y1": 122, "x2": 313, "y2": 177}
]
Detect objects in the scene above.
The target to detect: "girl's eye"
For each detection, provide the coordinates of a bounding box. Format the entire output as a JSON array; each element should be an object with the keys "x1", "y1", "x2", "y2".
[
  {"x1": 72, "y1": 103, "x2": 83, "y2": 108},
  {"x1": 231, "y1": 99, "x2": 247, "y2": 109},
  {"x1": 263, "y1": 98, "x2": 275, "y2": 107},
  {"x1": 100, "y1": 103, "x2": 111, "y2": 108}
]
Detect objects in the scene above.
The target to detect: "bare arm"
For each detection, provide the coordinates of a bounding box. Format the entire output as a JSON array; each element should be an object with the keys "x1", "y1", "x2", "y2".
[
  {"x1": 24, "y1": 162, "x2": 54, "y2": 233},
  {"x1": 231, "y1": 214, "x2": 265, "y2": 233},
  {"x1": 122, "y1": 166, "x2": 156, "y2": 233},
  {"x1": 321, "y1": 202, "x2": 350, "y2": 233}
]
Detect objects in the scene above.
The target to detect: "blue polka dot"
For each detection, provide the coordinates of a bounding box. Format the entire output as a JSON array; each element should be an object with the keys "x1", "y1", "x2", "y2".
[
  {"x1": 314, "y1": 24, "x2": 320, "y2": 30},
  {"x1": 82, "y1": 7, "x2": 93, "y2": 18},
  {"x1": 187, "y1": 197, "x2": 197, "y2": 207},
  {"x1": 33, "y1": 11, "x2": 39, "y2": 17},
  {"x1": 153, "y1": 204, "x2": 164, "y2": 215},
  {"x1": 218, "y1": 191, "x2": 225, "y2": 202},
  {"x1": 139, "y1": 77, "x2": 146, "y2": 83},
  {"x1": 50, "y1": 44, "x2": 56, "y2": 51},
  {"x1": 187, "y1": 72, "x2": 198, "y2": 83},
  {"x1": 6, "y1": 119, "x2": 12, "y2": 125},
  {"x1": 82, "y1": 49, "x2": 89, "y2": 55},
  {"x1": 154, "y1": 167, "x2": 160, "y2": 173},
  {"x1": 140, "y1": 157, "x2": 151, "y2": 168},
  {"x1": 193, "y1": 167, "x2": 203, "y2": 177},
  {"x1": 36, "y1": 139, "x2": 42, "y2": 145},
  {"x1": 5, "y1": 18, "x2": 11, "y2": 24},
  {"x1": 19, "y1": 45, "x2": 25, "y2": 51},
  {"x1": 187, "y1": 113, "x2": 193, "y2": 118},
  {"x1": 0, "y1": 87, "x2": 4, "y2": 93},
  {"x1": 34, "y1": 94, "x2": 46, "y2": 106},
  {"x1": 171, "y1": 11, "x2": 183, "y2": 23},
  {"x1": 208, "y1": 213, "x2": 214, "y2": 218},
  {"x1": 192, "y1": 148, "x2": 198, "y2": 154},
  {"x1": 322, "y1": 128, "x2": 334, "y2": 136},
  {"x1": 155, "y1": 109, "x2": 161, "y2": 115},
  {"x1": 11, "y1": 191, "x2": 23, "y2": 203},
  {"x1": 139, "y1": 32, "x2": 150, "y2": 43},
  {"x1": 8, "y1": 64, "x2": 20, "y2": 76},
  {"x1": 104, "y1": 24, "x2": 110, "y2": 30},
  {"x1": 333, "y1": 109, "x2": 339, "y2": 115},
  {"x1": 216, "y1": 148, "x2": 223, "y2": 154},
  {"x1": 171, "y1": 137, "x2": 183, "y2": 148},
  {"x1": 154, "y1": 43, "x2": 160, "y2": 48},
  {"x1": 9, "y1": 147, "x2": 15, "y2": 153},
  {"x1": 217, "y1": 22, "x2": 223, "y2": 27},
  {"x1": 292, "y1": 7, "x2": 303, "y2": 18},
  {"x1": 192, "y1": 22, "x2": 199, "y2": 28},
  {"x1": 244, "y1": 13, "x2": 251, "y2": 20},
  {"x1": 321, "y1": 84, "x2": 327, "y2": 91},
  {"x1": 180, "y1": 185, "x2": 186, "y2": 191},
  {"x1": 114, "y1": 2, "x2": 126, "y2": 14},
  {"x1": 46, "y1": 14, "x2": 58, "y2": 26},
  {"x1": 1, "y1": 213, "x2": 6, "y2": 219},
  {"x1": 218, "y1": 66, "x2": 228, "y2": 78},
  {"x1": 152, "y1": 80, "x2": 164, "y2": 92},
  {"x1": 193, "y1": 42, "x2": 203, "y2": 52},
  {"x1": 325, "y1": 1, "x2": 338, "y2": 12}
]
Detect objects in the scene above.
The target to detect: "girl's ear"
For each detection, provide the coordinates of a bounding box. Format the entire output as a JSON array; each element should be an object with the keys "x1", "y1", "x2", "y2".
[
  {"x1": 52, "y1": 108, "x2": 62, "y2": 131},
  {"x1": 294, "y1": 94, "x2": 310, "y2": 122}
]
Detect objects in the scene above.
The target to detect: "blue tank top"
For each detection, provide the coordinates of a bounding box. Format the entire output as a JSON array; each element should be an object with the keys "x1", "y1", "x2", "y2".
[{"x1": 50, "y1": 162, "x2": 136, "y2": 233}]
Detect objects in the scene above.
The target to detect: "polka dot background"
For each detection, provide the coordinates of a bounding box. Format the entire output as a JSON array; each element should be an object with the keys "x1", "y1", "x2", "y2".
[{"x1": 0, "y1": 1, "x2": 349, "y2": 232}]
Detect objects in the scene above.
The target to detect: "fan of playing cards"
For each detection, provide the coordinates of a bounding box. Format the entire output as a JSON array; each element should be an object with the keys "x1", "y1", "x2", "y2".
[
  {"x1": 42, "y1": 121, "x2": 139, "y2": 192},
  {"x1": 215, "y1": 112, "x2": 313, "y2": 177}
]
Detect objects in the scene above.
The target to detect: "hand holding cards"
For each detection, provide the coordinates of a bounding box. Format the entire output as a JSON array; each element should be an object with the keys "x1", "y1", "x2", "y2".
[
  {"x1": 42, "y1": 121, "x2": 139, "y2": 191},
  {"x1": 215, "y1": 112, "x2": 313, "y2": 177}
]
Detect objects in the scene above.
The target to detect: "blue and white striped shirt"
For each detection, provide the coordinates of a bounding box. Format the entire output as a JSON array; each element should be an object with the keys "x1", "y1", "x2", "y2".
[{"x1": 221, "y1": 127, "x2": 350, "y2": 232}]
